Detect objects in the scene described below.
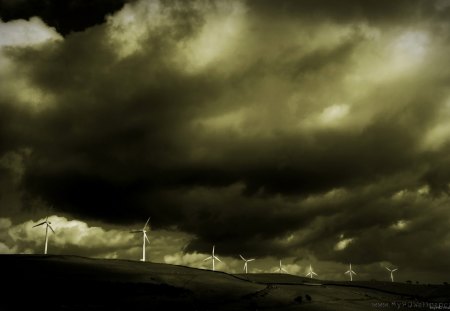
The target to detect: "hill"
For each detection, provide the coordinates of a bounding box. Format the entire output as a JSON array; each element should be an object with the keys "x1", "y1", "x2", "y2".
[{"x1": 1, "y1": 255, "x2": 448, "y2": 310}]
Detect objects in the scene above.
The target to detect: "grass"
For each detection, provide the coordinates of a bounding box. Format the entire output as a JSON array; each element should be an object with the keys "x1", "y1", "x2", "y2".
[{"x1": 1, "y1": 254, "x2": 448, "y2": 310}]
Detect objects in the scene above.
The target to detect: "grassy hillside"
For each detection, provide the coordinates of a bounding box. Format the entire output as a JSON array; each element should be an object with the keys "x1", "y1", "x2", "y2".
[{"x1": 1, "y1": 255, "x2": 448, "y2": 310}]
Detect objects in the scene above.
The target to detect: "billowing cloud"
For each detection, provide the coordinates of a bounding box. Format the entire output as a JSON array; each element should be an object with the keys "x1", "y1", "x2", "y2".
[
  {"x1": 1, "y1": 216, "x2": 192, "y2": 261},
  {"x1": 0, "y1": 0, "x2": 449, "y2": 283},
  {"x1": 164, "y1": 251, "x2": 210, "y2": 269},
  {"x1": 334, "y1": 237, "x2": 355, "y2": 251},
  {"x1": 0, "y1": 17, "x2": 62, "y2": 113},
  {"x1": 4, "y1": 216, "x2": 134, "y2": 256},
  {"x1": 0, "y1": 17, "x2": 61, "y2": 47}
]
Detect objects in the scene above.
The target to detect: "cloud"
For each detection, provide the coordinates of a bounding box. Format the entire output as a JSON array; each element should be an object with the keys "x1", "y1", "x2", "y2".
[
  {"x1": 0, "y1": 17, "x2": 62, "y2": 113},
  {"x1": 2, "y1": 216, "x2": 193, "y2": 260},
  {"x1": 106, "y1": 0, "x2": 179, "y2": 58},
  {"x1": 0, "y1": 0, "x2": 449, "y2": 283},
  {"x1": 7, "y1": 216, "x2": 134, "y2": 255},
  {"x1": 334, "y1": 237, "x2": 355, "y2": 251},
  {"x1": 249, "y1": 0, "x2": 437, "y2": 24},
  {"x1": 0, "y1": 218, "x2": 12, "y2": 229},
  {"x1": 164, "y1": 251, "x2": 207, "y2": 268},
  {"x1": 390, "y1": 220, "x2": 409, "y2": 231},
  {"x1": 0, "y1": 149, "x2": 31, "y2": 184},
  {"x1": 0, "y1": 17, "x2": 62, "y2": 47},
  {"x1": 0, "y1": 242, "x2": 17, "y2": 254}
]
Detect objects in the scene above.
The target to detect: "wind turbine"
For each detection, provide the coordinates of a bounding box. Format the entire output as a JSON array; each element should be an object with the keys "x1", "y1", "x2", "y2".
[
  {"x1": 386, "y1": 267, "x2": 398, "y2": 282},
  {"x1": 306, "y1": 264, "x2": 318, "y2": 279},
  {"x1": 278, "y1": 260, "x2": 288, "y2": 274},
  {"x1": 32, "y1": 217, "x2": 55, "y2": 255},
  {"x1": 345, "y1": 263, "x2": 356, "y2": 281},
  {"x1": 239, "y1": 255, "x2": 255, "y2": 274},
  {"x1": 204, "y1": 245, "x2": 221, "y2": 271},
  {"x1": 131, "y1": 217, "x2": 151, "y2": 262}
]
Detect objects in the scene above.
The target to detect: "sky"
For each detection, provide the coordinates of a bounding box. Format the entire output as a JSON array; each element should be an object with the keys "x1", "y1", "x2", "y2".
[{"x1": 0, "y1": 0, "x2": 450, "y2": 283}]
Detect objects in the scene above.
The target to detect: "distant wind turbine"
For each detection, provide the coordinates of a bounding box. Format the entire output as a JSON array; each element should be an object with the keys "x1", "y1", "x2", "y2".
[
  {"x1": 32, "y1": 217, "x2": 55, "y2": 255},
  {"x1": 131, "y1": 217, "x2": 151, "y2": 262},
  {"x1": 386, "y1": 267, "x2": 398, "y2": 282},
  {"x1": 204, "y1": 245, "x2": 221, "y2": 271},
  {"x1": 306, "y1": 264, "x2": 318, "y2": 279},
  {"x1": 239, "y1": 255, "x2": 255, "y2": 274},
  {"x1": 278, "y1": 260, "x2": 288, "y2": 274},
  {"x1": 345, "y1": 263, "x2": 356, "y2": 281}
]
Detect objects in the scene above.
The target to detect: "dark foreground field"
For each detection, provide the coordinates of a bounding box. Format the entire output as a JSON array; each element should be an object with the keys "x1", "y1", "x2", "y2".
[{"x1": 1, "y1": 255, "x2": 449, "y2": 310}]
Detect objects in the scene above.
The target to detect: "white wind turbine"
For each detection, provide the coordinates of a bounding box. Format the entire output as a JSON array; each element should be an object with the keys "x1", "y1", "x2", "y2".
[
  {"x1": 278, "y1": 260, "x2": 288, "y2": 274},
  {"x1": 345, "y1": 263, "x2": 356, "y2": 281},
  {"x1": 386, "y1": 267, "x2": 398, "y2": 282},
  {"x1": 32, "y1": 216, "x2": 55, "y2": 255},
  {"x1": 204, "y1": 245, "x2": 221, "y2": 271},
  {"x1": 239, "y1": 255, "x2": 255, "y2": 274},
  {"x1": 131, "y1": 217, "x2": 151, "y2": 262},
  {"x1": 306, "y1": 264, "x2": 318, "y2": 279}
]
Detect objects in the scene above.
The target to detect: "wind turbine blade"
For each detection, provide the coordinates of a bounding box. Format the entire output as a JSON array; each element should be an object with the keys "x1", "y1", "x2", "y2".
[
  {"x1": 247, "y1": 259, "x2": 255, "y2": 262},
  {"x1": 144, "y1": 217, "x2": 151, "y2": 229},
  {"x1": 352, "y1": 271, "x2": 357, "y2": 275},
  {"x1": 386, "y1": 267, "x2": 392, "y2": 271},
  {"x1": 239, "y1": 254, "x2": 246, "y2": 261},
  {"x1": 145, "y1": 234, "x2": 150, "y2": 244},
  {"x1": 312, "y1": 272, "x2": 318, "y2": 276},
  {"x1": 33, "y1": 222, "x2": 46, "y2": 228},
  {"x1": 282, "y1": 268, "x2": 288, "y2": 273},
  {"x1": 345, "y1": 270, "x2": 350, "y2": 274},
  {"x1": 392, "y1": 268, "x2": 398, "y2": 272},
  {"x1": 203, "y1": 256, "x2": 212, "y2": 261},
  {"x1": 214, "y1": 256, "x2": 222, "y2": 262},
  {"x1": 48, "y1": 224, "x2": 55, "y2": 233}
]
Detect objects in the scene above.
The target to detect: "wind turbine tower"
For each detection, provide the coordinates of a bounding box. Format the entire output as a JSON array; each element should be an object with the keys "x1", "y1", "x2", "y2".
[
  {"x1": 204, "y1": 245, "x2": 221, "y2": 271},
  {"x1": 32, "y1": 216, "x2": 55, "y2": 255},
  {"x1": 239, "y1": 255, "x2": 255, "y2": 274},
  {"x1": 345, "y1": 263, "x2": 356, "y2": 281},
  {"x1": 131, "y1": 217, "x2": 151, "y2": 262}
]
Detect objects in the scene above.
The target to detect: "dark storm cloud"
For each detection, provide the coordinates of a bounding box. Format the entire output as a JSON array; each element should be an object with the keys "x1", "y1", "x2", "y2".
[
  {"x1": 251, "y1": 0, "x2": 436, "y2": 23},
  {"x1": 0, "y1": 0, "x2": 128, "y2": 35},
  {"x1": 1, "y1": 0, "x2": 450, "y2": 281},
  {"x1": 422, "y1": 144, "x2": 450, "y2": 194}
]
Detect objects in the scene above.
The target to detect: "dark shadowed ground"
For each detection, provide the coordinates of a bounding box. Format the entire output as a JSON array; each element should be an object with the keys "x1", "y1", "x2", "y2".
[{"x1": 1, "y1": 255, "x2": 448, "y2": 310}]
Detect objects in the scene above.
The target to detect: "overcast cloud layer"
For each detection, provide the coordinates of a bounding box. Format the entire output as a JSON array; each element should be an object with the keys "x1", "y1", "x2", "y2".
[{"x1": 1, "y1": 0, "x2": 450, "y2": 282}]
